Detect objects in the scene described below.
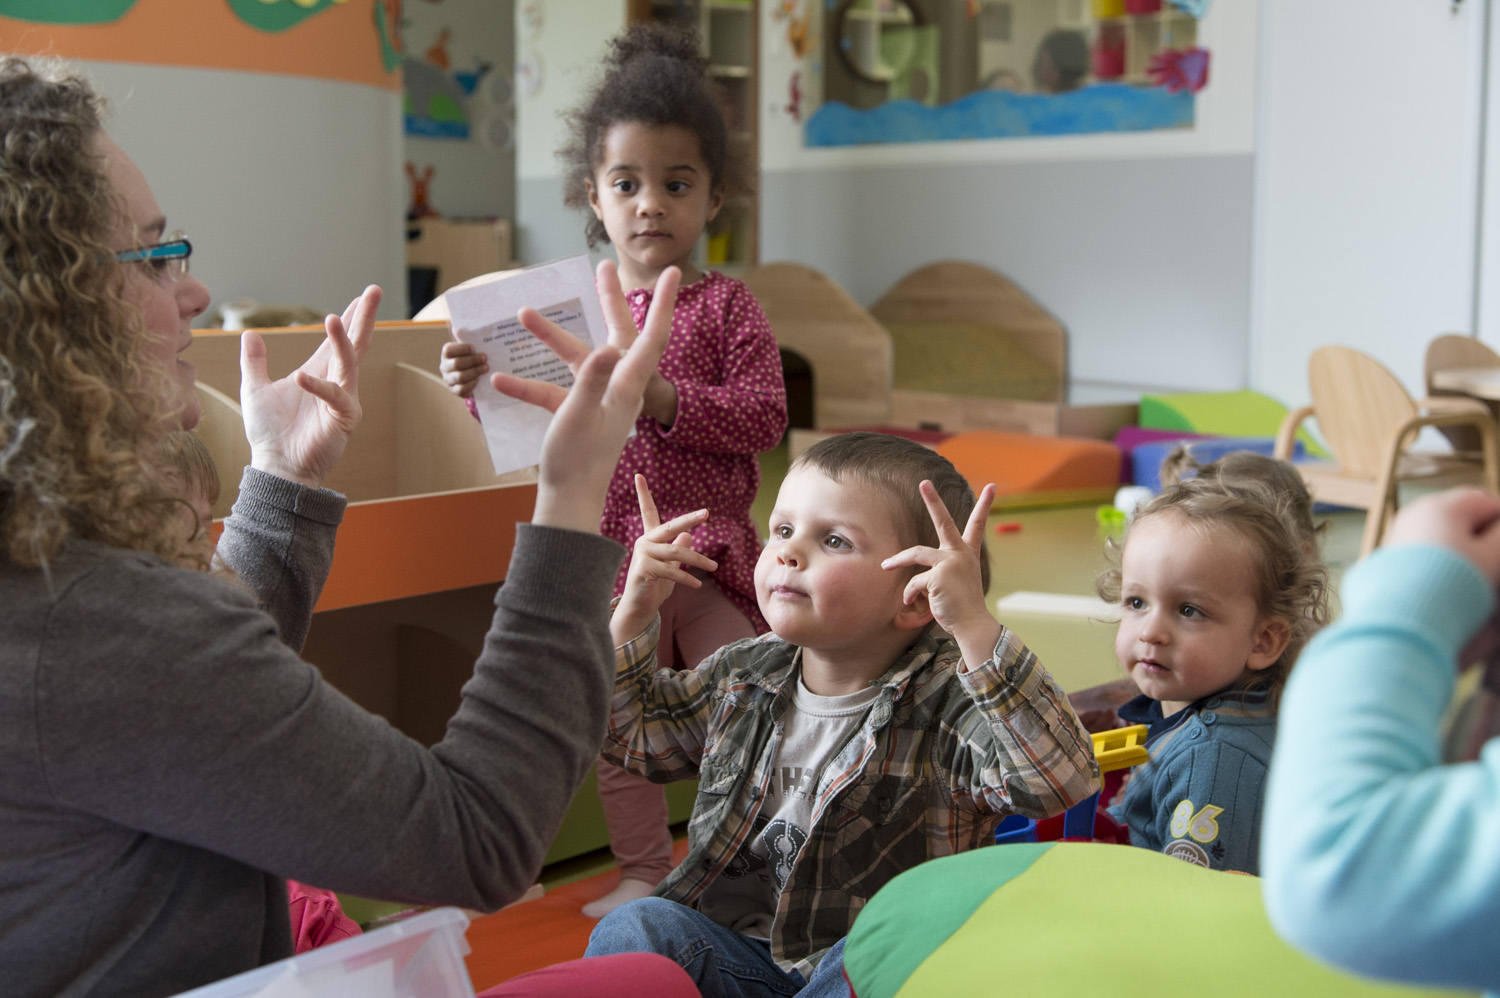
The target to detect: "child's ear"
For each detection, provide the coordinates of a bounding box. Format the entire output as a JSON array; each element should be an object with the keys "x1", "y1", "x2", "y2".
[
  {"x1": 893, "y1": 593, "x2": 934, "y2": 633},
  {"x1": 706, "y1": 186, "x2": 724, "y2": 223},
  {"x1": 586, "y1": 180, "x2": 603, "y2": 221},
  {"x1": 1245, "y1": 617, "x2": 1292, "y2": 672}
]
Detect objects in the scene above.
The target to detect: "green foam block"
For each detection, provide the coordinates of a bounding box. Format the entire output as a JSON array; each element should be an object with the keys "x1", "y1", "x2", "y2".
[{"x1": 1139, "y1": 390, "x2": 1327, "y2": 458}]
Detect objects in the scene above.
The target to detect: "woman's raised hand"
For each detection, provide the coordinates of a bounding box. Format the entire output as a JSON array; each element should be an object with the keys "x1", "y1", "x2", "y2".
[
  {"x1": 492, "y1": 263, "x2": 680, "y2": 533},
  {"x1": 240, "y1": 285, "x2": 381, "y2": 489}
]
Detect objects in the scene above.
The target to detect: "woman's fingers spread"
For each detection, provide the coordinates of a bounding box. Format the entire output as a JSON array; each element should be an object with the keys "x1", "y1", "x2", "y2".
[{"x1": 634, "y1": 474, "x2": 662, "y2": 531}]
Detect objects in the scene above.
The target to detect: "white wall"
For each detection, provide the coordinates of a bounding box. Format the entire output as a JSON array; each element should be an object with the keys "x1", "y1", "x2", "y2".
[
  {"x1": 87, "y1": 61, "x2": 408, "y2": 322},
  {"x1": 514, "y1": 0, "x2": 625, "y2": 264},
  {"x1": 755, "y1": 2, "x2": 1260, "y2": 402},
  {"x1": 514, "y1": 3, "x2": 1499, "y2": 414},
  {"x1": 1250, "y1": 0, "x2": 1488, "y2": 409}
]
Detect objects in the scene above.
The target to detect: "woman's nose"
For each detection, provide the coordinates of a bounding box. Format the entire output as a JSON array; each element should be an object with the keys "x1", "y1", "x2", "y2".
[{"x1": 179, "y1": 274, "x2": 211, "y2": 321}]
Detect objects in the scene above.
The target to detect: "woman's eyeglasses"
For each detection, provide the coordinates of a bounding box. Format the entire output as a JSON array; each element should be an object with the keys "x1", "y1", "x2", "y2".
[{"x1": 113, "y1": 230, "x2": 192, "y2": 281}]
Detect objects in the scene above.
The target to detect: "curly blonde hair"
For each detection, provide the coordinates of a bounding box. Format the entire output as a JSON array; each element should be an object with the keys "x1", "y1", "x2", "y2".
[
  {"x1": 1097, "y1": 450, "x2": 1332, "y2": 700},
  {"x1": 0, "y1": 57, "x2": 193, "y2": 570}
]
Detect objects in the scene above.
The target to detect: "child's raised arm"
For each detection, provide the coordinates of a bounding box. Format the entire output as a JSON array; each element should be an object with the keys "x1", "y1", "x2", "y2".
[
  {"x1": 882, "y1": 481, "x2": 1000, "y2": 668},
  {"x1": 1263, "y1": 486, "x2": 1500, "y2": 991},
  {"x1": 611, "y1": 474, "x2": 717, "y2": 645}
]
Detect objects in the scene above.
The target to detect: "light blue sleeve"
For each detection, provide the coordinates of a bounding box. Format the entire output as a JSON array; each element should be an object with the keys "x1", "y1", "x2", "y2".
[
  {"x1": 1262, "y1": 543, "x2": 1500, "y2": 994},
  {"x1": 1132, "y1": 735, "x2": 1268, "y2": 874}
]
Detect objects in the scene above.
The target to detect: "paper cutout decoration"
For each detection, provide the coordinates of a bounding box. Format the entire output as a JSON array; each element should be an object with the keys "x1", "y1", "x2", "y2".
[
  {"x1": 1147, "y1": 47, "x2": 1210, "y2": 94},
  {"x1": 517, "y1": 52, "x2": 544, "y2": 99},
  {"x1": 227, "y1": 0, "x2": 351, "y2": 33},
  {"x1": 0, "y1": 0, "x2": 135, "y2": 22},
  {"x1": 1170, "y1": 0, "x2": 1213, "y2": 16}
]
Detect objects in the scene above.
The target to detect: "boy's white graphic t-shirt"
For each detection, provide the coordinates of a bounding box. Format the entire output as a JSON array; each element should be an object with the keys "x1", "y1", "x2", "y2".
[{"x1": 697, "y1": 675, "x2": 880, "y2": 939}]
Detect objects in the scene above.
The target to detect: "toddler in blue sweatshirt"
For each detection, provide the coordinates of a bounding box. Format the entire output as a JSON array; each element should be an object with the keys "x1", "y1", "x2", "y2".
[{"x1": 1101, "y1": 451, "x2": 1330, "y2": 873}]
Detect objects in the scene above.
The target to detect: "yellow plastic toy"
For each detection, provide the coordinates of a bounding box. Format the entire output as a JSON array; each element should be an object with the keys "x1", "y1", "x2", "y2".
[{"x1": 1092, "y1": 724, "x2": 1148, "y2": 774}]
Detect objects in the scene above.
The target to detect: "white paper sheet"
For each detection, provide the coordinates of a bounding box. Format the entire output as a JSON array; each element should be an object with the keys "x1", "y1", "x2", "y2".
[{"x1": 444, "y1": 255, "x2": 606, "y2": 476}]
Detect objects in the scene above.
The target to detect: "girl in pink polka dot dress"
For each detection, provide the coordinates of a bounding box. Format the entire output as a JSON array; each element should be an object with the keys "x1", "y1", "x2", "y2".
[{"x1": 440, "y1": 24, "x2": 787, "y2": 918}]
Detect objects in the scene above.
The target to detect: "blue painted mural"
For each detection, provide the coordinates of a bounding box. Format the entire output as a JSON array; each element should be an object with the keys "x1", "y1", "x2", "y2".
[{"x1": 805, "y1": 83, "x2": 1193, "y2": 148}]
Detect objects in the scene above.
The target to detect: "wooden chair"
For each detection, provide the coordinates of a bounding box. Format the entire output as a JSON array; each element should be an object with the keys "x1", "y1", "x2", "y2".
[
  {"x1": 1425, "y1": 332, "x2": 1500, "y2": 454},
  {"x1": 1274, "y1": 345, "x2": 1500, "y2": 558}
]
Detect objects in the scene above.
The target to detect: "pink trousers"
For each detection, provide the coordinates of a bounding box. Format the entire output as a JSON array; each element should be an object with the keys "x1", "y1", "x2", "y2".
[
  {"x1": 599, "y1": 577, "x2": 757, "y2": 882},
  {"x1": 476, "y1": 953, "x2": 699, "y2": 997}
]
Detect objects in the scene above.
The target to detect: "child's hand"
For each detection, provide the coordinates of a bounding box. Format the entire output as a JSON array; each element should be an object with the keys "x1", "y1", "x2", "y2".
[
  {"x1": 1385, "y1": 487, "x2": 1500, "y2": 583},
  {"x1": 612, "y1": 474, "x2": 717, "y2": 645},
  {"x1": 1386, "y1": 488, "x2": 1500, "y2": 673},
  {"x1": 440, "y1": 341, "x2": 488, "y2": 399},
  {"x1": 882, "y1": 481, "x2": 1001, "y2": 668}
]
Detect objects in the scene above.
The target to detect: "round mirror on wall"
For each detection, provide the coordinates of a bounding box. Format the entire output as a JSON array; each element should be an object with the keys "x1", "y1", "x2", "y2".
[{"x1": 835, "y1": 0, "x2": 927, "y2": 84}]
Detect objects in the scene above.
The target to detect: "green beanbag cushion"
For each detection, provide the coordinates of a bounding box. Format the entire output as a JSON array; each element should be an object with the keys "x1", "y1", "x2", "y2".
[
  {"x1": 1138, "y1": 390, "x2": 1328, "y2": 458},
  {"x1": 844, "y1": 843, "x2": 1471, "y2": 998}
]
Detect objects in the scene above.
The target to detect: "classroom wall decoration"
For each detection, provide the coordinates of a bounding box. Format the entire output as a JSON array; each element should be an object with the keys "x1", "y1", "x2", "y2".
[
  {"x1": 0, "y1": 0, "x2": 137, "y2": 23},
  {"x1": 225, "y1": 0, "x2": 351, "y2": 33},
  {"x1": 0, "y1": 0, "x2": 400, "y2": 90},
  {"x1": 404, "y1": 18, "x2": 495, "y2": 139},
  {"x1": 798, "y1": 0, "x2": 1212, "y2": 148}
]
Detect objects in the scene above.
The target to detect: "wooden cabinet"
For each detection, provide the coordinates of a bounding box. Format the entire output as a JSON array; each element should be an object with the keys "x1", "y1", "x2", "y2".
[{"x1": 626, "y1": 0, "x2": 759, "y2": 271}]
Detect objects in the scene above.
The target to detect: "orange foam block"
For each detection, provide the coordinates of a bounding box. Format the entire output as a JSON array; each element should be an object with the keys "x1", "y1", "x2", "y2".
[{"x1": 936, "y1": 431, "x2": 1123, "y2": 509}]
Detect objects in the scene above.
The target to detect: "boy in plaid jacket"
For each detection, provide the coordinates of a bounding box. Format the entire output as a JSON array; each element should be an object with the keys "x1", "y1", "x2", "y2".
[{"x1": 585, "y1": 432, "x2": 1099, "y2": 997}]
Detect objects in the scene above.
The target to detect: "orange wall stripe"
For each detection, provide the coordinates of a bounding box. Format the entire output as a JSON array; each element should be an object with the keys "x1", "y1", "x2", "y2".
[{"x1": 0, "y1": 0, "x2": 400, "y2": 91}]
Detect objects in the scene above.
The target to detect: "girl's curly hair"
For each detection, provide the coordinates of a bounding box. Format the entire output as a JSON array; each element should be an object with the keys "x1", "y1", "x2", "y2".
[
  {"x1": 0, "y1": 57, "x2": 195, "y2": 570},
  {"x1": 1097, "y1": 448, "x2": 1332, "y2": 700},
  {"x1": 559, "y1": 22, "x2": 750, "y2": 249}
]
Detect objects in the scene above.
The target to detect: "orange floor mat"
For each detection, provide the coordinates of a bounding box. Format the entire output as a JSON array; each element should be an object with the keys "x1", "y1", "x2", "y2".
[{"x1": 464, "y1": 839, "x2": 691, "y2": 991}]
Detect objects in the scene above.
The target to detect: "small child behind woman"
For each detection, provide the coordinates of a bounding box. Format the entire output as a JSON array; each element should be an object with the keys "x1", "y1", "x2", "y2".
[{"x1": 1099, "y1": 449, "x2": 1330, "y2": 873}]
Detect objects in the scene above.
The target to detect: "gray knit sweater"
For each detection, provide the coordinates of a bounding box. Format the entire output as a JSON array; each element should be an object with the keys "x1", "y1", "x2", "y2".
[{"x1": 0, "y1": 468, "x2": 623, "y2": 997}]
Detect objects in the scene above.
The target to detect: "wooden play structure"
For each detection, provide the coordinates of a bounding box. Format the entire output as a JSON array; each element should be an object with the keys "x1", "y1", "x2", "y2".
[
  {"x1": 871, "y1": 260, "x2": 1134, "y2": 438},
  {"x1": 741, "y1": 262, "x2": 893, "y2": 429},
  {"x1": 746, "y1": 260, "x2": 1135, "y2": 507},
  {"x1": 746, "y1": 259, "x2": 1136, "y2": 444}
]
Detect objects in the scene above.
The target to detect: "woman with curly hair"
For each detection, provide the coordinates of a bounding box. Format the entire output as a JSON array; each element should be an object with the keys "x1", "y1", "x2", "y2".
[{"x1": 0, "y1": 58, "x2": 696, "y2": 998}]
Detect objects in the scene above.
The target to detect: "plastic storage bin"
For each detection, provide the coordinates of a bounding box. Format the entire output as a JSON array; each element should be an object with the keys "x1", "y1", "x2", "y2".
[{"x1": 171, "y1": 907, "x2": 474, "y2": 998}]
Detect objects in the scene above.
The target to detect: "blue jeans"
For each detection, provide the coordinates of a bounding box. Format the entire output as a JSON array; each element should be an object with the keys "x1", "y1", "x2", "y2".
[{"x1": 584, "y1": 897, "x2": 850, "y2": 998}]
